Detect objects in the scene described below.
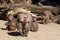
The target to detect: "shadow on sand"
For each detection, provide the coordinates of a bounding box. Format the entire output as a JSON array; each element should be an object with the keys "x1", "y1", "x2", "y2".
[
  {"x1": 7, "y1": 31, "x2": 21, "y2": 36},
  {"x1": 0, "y1": 28, "x2": 7, "y2": 30}
]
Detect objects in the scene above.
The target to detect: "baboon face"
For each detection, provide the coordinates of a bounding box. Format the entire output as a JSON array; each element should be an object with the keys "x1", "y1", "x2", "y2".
[{"x1": 8, "y1": 14, "x2": 14, "y2": 21}]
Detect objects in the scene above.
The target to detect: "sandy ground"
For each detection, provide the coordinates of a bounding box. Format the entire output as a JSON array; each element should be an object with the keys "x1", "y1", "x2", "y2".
[{"x1": 0, "y1": 20, "x2": 60, "y2": 40}]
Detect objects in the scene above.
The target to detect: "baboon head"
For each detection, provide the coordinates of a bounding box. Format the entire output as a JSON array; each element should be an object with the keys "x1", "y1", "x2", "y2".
[
  {"x1": 7, "y1": 14, "x2": 14, "y2": 21},
  {"x1": 17, "y1": 12, "x2": 32, "y2": 24}
]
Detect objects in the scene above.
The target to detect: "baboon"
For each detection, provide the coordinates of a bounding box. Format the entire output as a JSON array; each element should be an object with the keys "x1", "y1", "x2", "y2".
[
  {"x1": 6, "y1": 14, "x2": 16, "y2": 31},
  {"x1": 42, "y1": 10, "x2": 53, "y2": 24},
  {"x1": 31, "y1": 17, "x2": 39, "y2": 32},
  {"x1": 16, "y1": 12, "x2": 32, "y2": 37},
  {"x1": 16, "y1": 11, "x2": 38, "y2": 36}
]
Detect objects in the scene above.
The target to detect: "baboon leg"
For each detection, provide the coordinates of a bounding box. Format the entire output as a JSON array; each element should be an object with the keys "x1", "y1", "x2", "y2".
[
  {"x1": 19, "y1": 29, "x2": 23, "y2": 36},
  {"x1": 17, "y1": 23, "x2": 24, "y2": 36},
  {"x1": 24, "y1": 23, "x2": 30, "y2": 37},
  {"x1": 25, "y1": 27, "x2": 29, "y2": 36}
]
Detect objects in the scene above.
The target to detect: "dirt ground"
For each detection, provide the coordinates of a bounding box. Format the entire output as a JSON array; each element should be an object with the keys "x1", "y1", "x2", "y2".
[{"x1": 0, "y1": 20, "x2": 60, "y2": 40}]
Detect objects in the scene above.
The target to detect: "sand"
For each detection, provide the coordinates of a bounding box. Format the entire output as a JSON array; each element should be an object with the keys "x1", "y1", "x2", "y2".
[{"x1": 0, "y1": 20, "x2": 60, "y2": 40}]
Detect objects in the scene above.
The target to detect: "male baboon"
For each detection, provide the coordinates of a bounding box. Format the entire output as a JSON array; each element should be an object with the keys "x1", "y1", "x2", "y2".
[
  {"x1": 16, "y1": 12, "x2": 32, "y2": 37},
  {"x1": 16, "y1": 11, "x2": 38, "y2": 36}
]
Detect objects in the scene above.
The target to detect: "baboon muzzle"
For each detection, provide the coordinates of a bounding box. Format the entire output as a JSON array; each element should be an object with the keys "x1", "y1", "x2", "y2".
[{"x1": 23, "y1": 16, "x2": 28, "y2": 23}]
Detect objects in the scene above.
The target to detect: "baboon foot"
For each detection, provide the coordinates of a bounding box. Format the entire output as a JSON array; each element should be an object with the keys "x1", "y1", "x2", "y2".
[{"x1": 31, "y1": 26, "x2": 39, "y2": 32}]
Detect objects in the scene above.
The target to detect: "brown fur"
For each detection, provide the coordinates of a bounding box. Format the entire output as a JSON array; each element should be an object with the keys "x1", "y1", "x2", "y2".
[
  {"x1": 42, "y1": 10, "x2": 53, "y2": 24},
  {"x1": 6, "y1": 14, "x2": 16, "y2": 31},
  {"x1": 6, "y1": 25, "x2": 16, "y2": 31},
  {"x1": 31, "y1": 17, "x2": 39, "y2": 32}
]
